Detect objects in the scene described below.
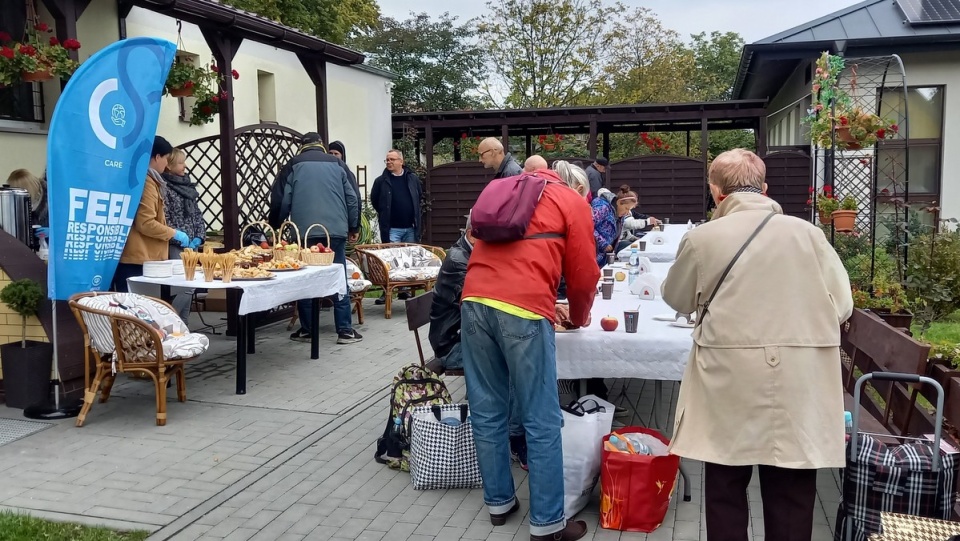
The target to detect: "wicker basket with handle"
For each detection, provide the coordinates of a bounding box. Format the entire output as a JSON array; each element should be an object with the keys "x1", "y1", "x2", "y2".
[
  {"x1": 301, "y1": 224, "x2": 335, "y2": 266},
  {"x1": 275, "y1": 220, "x2": 303, "y2": 261},
  {"x1": 240, "y1": 221, "x2": 276, "y2": 249}
]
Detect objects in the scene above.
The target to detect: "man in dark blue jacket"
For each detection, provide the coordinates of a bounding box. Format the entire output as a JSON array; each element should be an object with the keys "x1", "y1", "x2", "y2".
[{"x1": 269, "y1": 133, "x2": 363, "y2": 345}]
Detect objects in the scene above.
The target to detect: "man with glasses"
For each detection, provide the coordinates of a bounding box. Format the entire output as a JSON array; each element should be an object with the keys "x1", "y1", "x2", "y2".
[
  {"x1": 370, "y1": 149, "x2": 424, "y2": 304},
  {"x1": 477, "y1": 137, "x2": 522, "y2": 179}
]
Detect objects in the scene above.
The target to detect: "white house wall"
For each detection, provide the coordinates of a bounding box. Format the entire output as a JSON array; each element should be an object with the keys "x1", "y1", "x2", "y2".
[{"x1": 0, "y1": 0, "x2": 392, "y2": 208}]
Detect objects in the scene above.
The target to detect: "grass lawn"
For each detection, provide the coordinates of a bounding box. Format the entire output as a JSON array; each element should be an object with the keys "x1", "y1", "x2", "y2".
[
  {"x1": 0, "y1": 511, "x2": 148, "y2": 541},
  {"x1": 913, "y1": 311, "x2": 960, "y2": 345}
]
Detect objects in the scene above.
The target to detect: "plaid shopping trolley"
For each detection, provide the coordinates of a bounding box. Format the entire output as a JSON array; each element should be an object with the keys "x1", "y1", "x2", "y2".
[{"x1": 836, "y1": 372, "x2": 959, "y2": 541}]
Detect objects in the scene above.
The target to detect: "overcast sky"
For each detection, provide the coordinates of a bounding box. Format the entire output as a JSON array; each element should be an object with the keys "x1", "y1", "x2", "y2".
[{"x1": 376, "y1": 0, "x2": 863, "y2": 43}]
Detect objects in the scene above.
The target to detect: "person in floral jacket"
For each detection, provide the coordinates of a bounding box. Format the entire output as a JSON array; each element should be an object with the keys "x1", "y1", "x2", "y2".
[{"x1": 162, "y1": 148, "x2": 206, "y2": 321}]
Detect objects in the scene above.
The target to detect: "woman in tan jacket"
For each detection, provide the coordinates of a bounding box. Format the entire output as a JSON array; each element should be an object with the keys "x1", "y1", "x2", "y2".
[
  {"x1": 112, "y1": 136, "x2": 190, "y2": 292},
  {"x1": 661, "y1": 149, "x2": 853, "y2": 541}
]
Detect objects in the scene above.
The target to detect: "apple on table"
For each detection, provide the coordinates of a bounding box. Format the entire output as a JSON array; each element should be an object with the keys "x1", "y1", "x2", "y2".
[{"x1": 600, "y1": 315, "x2": 619, "y2": 331}]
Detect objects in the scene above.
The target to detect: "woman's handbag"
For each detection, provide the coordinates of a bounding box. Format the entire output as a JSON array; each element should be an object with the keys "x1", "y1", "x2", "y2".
[{"x1": 409, "y1": 403, "x2": 483, "y2": 490}]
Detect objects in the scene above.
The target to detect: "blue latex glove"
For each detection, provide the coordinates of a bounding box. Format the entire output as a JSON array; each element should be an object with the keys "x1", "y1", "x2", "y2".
[
  {"x1": 34, "y1": 227, "x2": 49, "y2": 239},
  {"x1": 189, "y1": 237, "x2": 202, "y2": 250},
  {"x1": 173, "y1": 230, "x2": 190, "y2": 246}
]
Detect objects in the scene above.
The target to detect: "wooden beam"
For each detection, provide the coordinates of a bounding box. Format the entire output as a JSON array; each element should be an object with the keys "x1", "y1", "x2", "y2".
[
  {"x1": 701, "y1": 117, "x2": 709, "y2": 217},
  {"x1": 501, "y1": 124, "x2": 509, "y2": 153},
  {"x1": 588, "y1": 118, "x2": 598, "y2": 159},
  {"x1": 757, "y1": 115, "x2": 768, "y2": 156},
  {"x1": 297, "y1": 55, "x2": 329, "y2": 143},
  {"x1": 392, "y1": 108, "x2": 769, "y2": 130}
]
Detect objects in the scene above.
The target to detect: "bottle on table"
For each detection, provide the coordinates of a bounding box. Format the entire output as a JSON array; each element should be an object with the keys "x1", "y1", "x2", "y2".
[{"x1": 628, "y1": 247, "x2": 640, "y2": 285}]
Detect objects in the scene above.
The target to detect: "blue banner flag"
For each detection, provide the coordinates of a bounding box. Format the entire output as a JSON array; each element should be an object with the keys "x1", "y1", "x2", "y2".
[{"x1": 46, "y1": 37, "x2": 176, "y2": 300}]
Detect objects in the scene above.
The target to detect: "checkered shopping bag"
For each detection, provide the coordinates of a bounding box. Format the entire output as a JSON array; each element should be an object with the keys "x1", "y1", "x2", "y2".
[
  {"x1": 409, "y1": 403, "x2": 483, "y2": 490},
  {"x1": 867, "y1": 512, "x2": 960, "y2": 540}
]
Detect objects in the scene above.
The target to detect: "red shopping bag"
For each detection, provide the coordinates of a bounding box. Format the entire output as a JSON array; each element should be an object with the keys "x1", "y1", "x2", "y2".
[{"x1": 599, "y1": 426, "x2": 680, "y2": 532}]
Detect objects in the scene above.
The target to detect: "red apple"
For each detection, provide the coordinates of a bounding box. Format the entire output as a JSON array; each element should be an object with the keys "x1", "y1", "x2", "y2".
[
  {"x1": 315, "y1": 242, "x2": 326, "y2": 251},
  {"x1": 310, "y1": 245, "x2": 320, "y2": 253},
  {"x1": 281, "y1": 240, "x2": 289, "y2": 246},
  {"x1": 600, "y1": 316, "x2": 618, "y2": 332},
  {"x1": 259, "y1": 241, "x2": 269, "y2": 249}
]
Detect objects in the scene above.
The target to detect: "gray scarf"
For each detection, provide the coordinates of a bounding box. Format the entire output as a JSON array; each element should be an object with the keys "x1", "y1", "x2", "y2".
[{"x1": 162, "y1": 171, "x2": 200, "y2": 202}]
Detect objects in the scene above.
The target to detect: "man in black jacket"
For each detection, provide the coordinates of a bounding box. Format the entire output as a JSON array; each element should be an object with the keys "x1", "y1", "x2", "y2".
[
  {"x1": 427, "y1": 215, "x2": 528, "y2": 469},
  {"x1": 477, "y1": 137, "x2": 522, "y2": 179},
  {"x1": 585, "y1": 157, "x2": 609, "y2": 198},
  {"x1": 370, "y1": 149, "x2": 423, "y2": 305}
]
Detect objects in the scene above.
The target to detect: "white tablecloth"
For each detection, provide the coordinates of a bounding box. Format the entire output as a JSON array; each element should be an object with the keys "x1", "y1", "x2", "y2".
[
  {"x1": 555, "y1": 263, "x2": 692, "y2": 381},
  {"x1": 127, "y1": 264, "x2": 348, "y2": 315},
  {"x1": 616, "y1": 223, "x2": 691, "y2": 263}
]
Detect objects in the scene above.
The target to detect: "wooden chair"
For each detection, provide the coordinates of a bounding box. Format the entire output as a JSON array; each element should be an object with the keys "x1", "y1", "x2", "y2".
[
  {"x1": 354, "y1": 243, "x2": 439, "y2": 319},
  {"x1": 68, "y1": 292, "x2": 199, "y2": 427},
  {"x1": 405, "y1": 291, "x2": 464, "y2": 377}
]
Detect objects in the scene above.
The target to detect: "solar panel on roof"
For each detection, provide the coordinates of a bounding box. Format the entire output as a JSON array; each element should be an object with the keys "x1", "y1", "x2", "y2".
[{"x1": 895, "y1": 0, "x2": 960, "y2": 24}]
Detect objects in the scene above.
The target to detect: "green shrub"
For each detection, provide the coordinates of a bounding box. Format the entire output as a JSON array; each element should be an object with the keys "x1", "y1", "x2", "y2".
[{"x1": 905, "y1": 225, "x2": 960, "y2": 331}]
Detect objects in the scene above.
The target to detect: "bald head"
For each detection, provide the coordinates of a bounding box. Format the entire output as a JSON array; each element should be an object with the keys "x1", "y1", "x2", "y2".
[
  {"x1": 478, "y1": 137, "x2": 505, "y2": 170},
  {"x1": 524, "y1": 155, "x2": 548, "y2": 172}
]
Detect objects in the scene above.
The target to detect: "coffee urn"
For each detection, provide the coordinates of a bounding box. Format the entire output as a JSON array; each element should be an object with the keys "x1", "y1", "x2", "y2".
[{"x1": 0, "y1": 186, "x2": 34, "y2": 248}]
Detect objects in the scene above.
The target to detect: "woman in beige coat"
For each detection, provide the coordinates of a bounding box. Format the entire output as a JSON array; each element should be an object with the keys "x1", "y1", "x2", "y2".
[{"x1": 661, "y1": 149, "x2": 853, "y2": 541}]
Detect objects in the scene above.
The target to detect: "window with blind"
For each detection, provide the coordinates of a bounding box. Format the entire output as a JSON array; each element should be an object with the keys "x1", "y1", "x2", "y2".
[{"x1": 0, "y1": 2, "x2": 45, "y2": 123}]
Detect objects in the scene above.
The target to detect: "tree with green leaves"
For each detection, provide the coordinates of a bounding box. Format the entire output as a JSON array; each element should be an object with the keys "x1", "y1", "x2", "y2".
[
  {"x1": 220, "y1": 0, "x2": 380, "y2": 44},
  {"x1": 687, "y1": 31, "x2": 745, "y2": 101},
  {"x1": 349, "y1": 12, "x2": 487, "y2": 113},
  {"x1": 477, "y1": 0, "x2": 611, "y2": 108}
]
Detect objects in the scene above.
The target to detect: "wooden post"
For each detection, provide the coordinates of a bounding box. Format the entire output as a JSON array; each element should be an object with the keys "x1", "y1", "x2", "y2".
[
  {"x1": 297, "y1": 55, "x2": 329, "y2": 144},
  {"x1": 588, "y1": 118, "x2": 598, "y2": 159},
  {"x1": 43, "y1": 0, "x2": 91, "y2": 89},
  {"x1": 686, "y1": 131, "x2": 691, "y2": 157},
  {"x1": 501, "y1": 124, "x2": 509, "y2": 154},
  {"x1": 525, "y1": 134, "x2": 532, "y2": 158},
  {"x1": 453, "y1": 135, "x2": 461, "y2": 161},
  {"x1": 424, "y1": 125, "x2": 434, "y2": 243},
  {"x1": 757, "y1": 116, "x2": 768, "y2": 157},
  {"x1": 202, "y1": 28, "x2": 243, "y2": 337},
  {"x1": 602, "y1": 131, "x2": 610, "y2": 159},
  {"x1": 701, "y1": 117, "x2": 709, "y2": 217}
]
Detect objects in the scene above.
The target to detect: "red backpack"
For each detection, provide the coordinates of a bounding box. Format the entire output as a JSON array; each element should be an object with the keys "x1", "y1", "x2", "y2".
[{"x1": 470, "y1": 172, "x2": 563, "y2": 243}]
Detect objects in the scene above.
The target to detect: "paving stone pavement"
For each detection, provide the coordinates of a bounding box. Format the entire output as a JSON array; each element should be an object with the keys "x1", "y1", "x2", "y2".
[{"x1": 0, "y1": 299, "x2": 841, "y2": 540}]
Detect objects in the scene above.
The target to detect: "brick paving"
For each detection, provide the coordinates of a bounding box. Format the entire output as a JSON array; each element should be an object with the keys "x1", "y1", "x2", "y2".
[{"x1": 0, "y1": 300, "x2": 840, "y2": 540}]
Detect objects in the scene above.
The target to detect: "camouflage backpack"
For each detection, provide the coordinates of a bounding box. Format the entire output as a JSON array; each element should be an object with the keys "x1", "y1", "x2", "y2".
[{"x1": 374, "y1": 363, "x2": 452, "y2": 471}]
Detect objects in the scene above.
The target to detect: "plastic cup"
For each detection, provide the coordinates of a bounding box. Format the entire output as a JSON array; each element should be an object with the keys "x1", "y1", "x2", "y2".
[
  {"x1": 603, "y1": 267, "x2": 614, "y2": 279},
  {"x1": 663, "y1": 218, "x2": 671, "y2": 225},
  {"x1": 637, "y1": 241, "x2": 646, "y2": 251},
  {"x1": 606, "y1": 253, "x2": 616, "y2": 265},
  {"x1": 601, "y1": 282, "x2": 614, "y2": 300},
  {"x1": 624, "y1": 310, "x2": 639, "y2": 333}
]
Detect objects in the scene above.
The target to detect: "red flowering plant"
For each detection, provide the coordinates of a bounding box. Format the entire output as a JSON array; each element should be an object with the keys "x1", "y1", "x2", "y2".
[
  {"x1": 457, "y1": 134, "x2": 483, "y2": 160},
  {"x1": 164, "y1": 59, "x2": 239, "y2": 126},
  {"x1": 538, "y1": 133, "x2": 564, "y2": 151},
  {"x1": 807, "y1": 185, "x2": 839, "y2": 215},
  {"x1": 637, "y1": 132, "x2": 670, "y2": 154},
  {"x1": 0, "y1": 24, "x2": 80, "y2": 86}
]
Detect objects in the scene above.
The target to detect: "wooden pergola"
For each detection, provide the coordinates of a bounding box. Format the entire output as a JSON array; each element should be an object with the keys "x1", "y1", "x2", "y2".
[{"x1": 392, "y1": 100, "x2": 770, "y2": 170}]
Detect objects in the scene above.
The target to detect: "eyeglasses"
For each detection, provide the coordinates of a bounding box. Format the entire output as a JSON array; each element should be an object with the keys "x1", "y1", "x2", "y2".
[{"x1": 478, "y1": 149, "x2": 493, "y2": 159}]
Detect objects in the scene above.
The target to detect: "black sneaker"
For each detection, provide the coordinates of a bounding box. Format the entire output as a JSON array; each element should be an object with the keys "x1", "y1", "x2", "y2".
[
  {"x1": 289, "y1": 329, "x2": 311, "y2": 342},
  {"x1": 337, "y1": 330, "x2": 363, "y2": 344},
  {"x1": 509, "y1": 434, "x2": 528, "y2": 471},
  {"x1": 374, "y1": 294, "x2": 386, "y2": 305},
  {"x1": 398, "y1": 291, "x2": 411, "y2": 300}
]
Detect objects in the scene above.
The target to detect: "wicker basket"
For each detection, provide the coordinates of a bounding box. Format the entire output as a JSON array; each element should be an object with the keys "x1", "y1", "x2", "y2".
[
  {"x1": 275, "y1": 220, "x2": 302, "y2": 261},
  {"x1": 239, "y1": 221, "x2": 276, "y2": 250},
  {"x1": 301, "y1": 224, "x2": 335, "y2": 266}
]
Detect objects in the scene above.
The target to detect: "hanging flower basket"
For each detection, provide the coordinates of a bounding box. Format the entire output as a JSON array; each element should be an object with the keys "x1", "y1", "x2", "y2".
[
  {"x1": 835, "y1": 126, "x2": 862, "y2": 150},
  {"x1": 831, "y1": 210, "x2": 857, "y2": 232},
  {"x1": 819, "y1": 210, "x2": 833, "y2": 225},
  {"x1": 21, "y1": 69, "x2": 52, "y2": 82},
  {"x1": 168, "y1": 86, "x2": 194, "y2": 98},
  {"x1": 543, "y1": 142, "x2": 556, "y2": 151}
]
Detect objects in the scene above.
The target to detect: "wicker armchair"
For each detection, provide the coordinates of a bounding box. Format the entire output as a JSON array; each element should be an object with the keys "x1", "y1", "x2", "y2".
[
  {"x1": 353, "y1": 243, "x2": 441, "y2": 319},
  {"x1": 424, "y1": 245, "x2": 447, "y2": 261},
  {"x1": 68, "y1": 292, "x2": 201, "y2": 427}
]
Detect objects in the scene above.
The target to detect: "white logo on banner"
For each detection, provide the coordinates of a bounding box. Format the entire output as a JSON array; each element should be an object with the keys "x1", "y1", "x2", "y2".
[
  {"x1": 89, "y1": 78, "x2": 119, "y2": 149},
  {"x1": 65, "y1": 188, "x2": 135, "y2": 261}
]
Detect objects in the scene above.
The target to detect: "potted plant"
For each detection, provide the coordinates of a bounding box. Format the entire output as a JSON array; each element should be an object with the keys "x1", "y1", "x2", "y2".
[
  {"x1": 832, "y1": 196, "x2": 858, "y2": 232},
  {"x1": 539, "y1": 133, "x2": 563, "y2": 152},
  {"x1": 164, "y1": 59, "x2": 237, "y2": 125},
  {"x1": 638, "y1": 132, "x2": 670, "y2": 154},
  {"x1": 0, "y1": 25, "x2": 80, "y2": 86},
  {"x1": 804, "y1": 52, "x2": 899, "y2": 150},
  {"x1": 808, "y1": 185, "x2": 839, "y2": 224},
  {"x1": 0, "y1": 279, "x2": 52, "y2": 410}
]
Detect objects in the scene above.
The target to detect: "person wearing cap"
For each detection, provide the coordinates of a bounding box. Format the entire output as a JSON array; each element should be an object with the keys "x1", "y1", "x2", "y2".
[
  {"x1": 585, "y1": 157, "x2": 609, "y2": 198},
  {"x1": 113, "y1": 136, "x2": 192, "y2": 292},
  {"x1": 270, "y1": 132, "x2": 363, "y2": 345},
  {"x1": 477, "y1": 137, "x2": 522, "y2": 179},
  {"x1": 328, "y1": 140, "x2": 362, "y2": 220}
]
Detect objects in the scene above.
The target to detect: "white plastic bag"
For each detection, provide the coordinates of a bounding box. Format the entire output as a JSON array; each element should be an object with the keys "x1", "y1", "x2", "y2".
[{"x1": 561, "y1": 395, "x2": 615, "y2": 518}]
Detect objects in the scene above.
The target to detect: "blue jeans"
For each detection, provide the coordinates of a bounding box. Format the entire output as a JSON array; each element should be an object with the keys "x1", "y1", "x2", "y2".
[
  {"x1": 461, "y1": 301, "x2": 565, "y2": 536},
  {"x1": 442, "y1": 341, "x2": 523, "y2": 438},
  {"x1": 298, "y1": 236, "x2": 353, "y2": 335},
  {"x1": 389, "y1": 227, "x2": 416, "y2": 243}
]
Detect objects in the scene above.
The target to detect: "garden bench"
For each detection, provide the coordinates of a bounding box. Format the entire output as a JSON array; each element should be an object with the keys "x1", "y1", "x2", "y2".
[{"x1": 354, "y1": 243, "x2": 442, "y2": 318}]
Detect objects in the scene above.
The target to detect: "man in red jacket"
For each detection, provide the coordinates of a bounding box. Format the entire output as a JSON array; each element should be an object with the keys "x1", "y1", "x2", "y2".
[{"x1": 461, "y1": 169, "x2": 600, "y2": 541}]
